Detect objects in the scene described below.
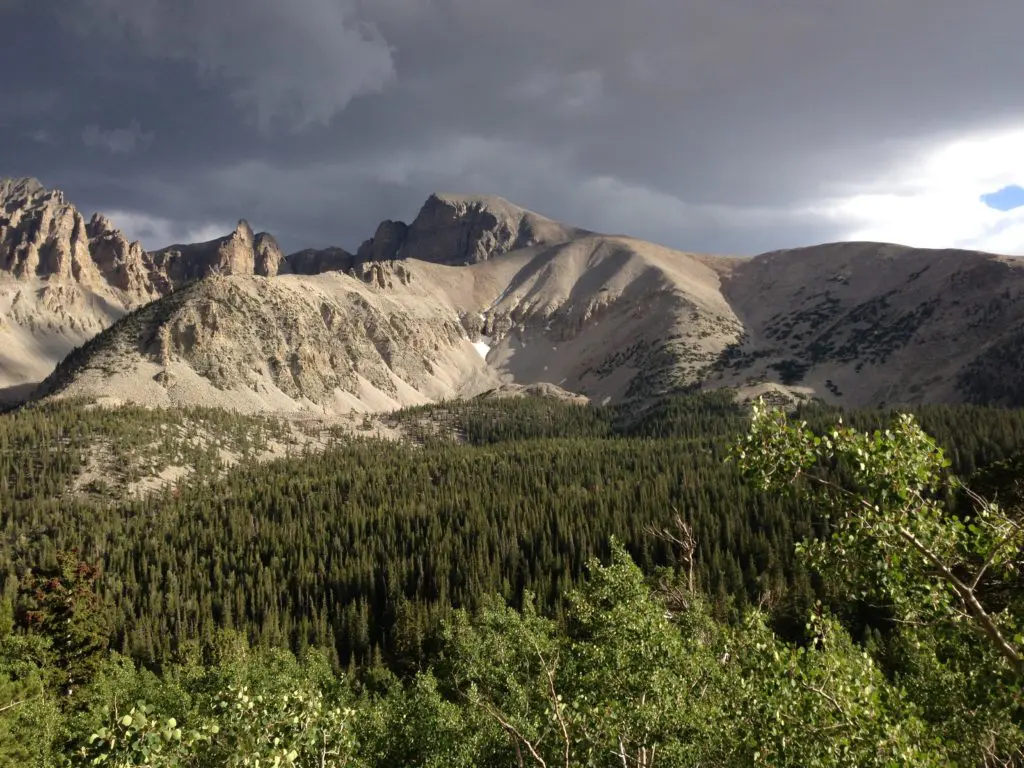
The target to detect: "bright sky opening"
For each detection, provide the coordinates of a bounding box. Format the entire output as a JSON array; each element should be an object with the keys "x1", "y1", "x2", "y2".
[
  {"x1": 826, "y1": 128, "x2": 1024, "y2": 255},
  {"x1": 982, "y1": 185, "x2": 1024, "y2": 212}
]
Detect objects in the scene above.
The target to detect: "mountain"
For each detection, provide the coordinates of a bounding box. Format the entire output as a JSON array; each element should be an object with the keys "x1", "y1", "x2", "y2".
[
  {"x1": 716, "y1": 242, "x2": 1024, "y2": 408},
  {"x1": 146, "y1": 219, "x2": 286, "y2": 290},
  {"x1": 291, "y1": 193, "x2": 587, "y2": 272},
  {"x1": 8, "y1": 178, "x2": 1024, "y2": 414},
  {"x1": 0, "y1": 178, "x2": 286, "y2": 403},
  {"x1": 387, "y1": 192, "x2": 587, "y2": 265},
  {"x1": 0, "y1": 178, "x2": 157, "y2": 402},
  {"x1": 462, "y1": 235, "x2": 742, "y2": 403},
  {"x1": 37, "y1": 226, "x2": 743, "y2": 412},
  {"x1": 36, "y1": 261, "x2": 501, "y2": 413}
]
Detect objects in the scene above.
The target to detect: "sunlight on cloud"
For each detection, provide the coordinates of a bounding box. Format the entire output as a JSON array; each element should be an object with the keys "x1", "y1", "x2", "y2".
[
  {"x1": 824, "y1": 128, "x2": 1024, "y2": 255},
  {"x1": 105, "y1": 210, "x2": 231, "y2": 250}
]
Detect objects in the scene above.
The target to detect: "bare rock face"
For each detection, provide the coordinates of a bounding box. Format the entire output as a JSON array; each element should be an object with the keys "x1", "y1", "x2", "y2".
[
  {"x1": 287, "y1": 193, "x2": 584, "y2": 277},
  {"x1": 38, "y1": 272, "x2": 497, "y2": 413},
  {"x1": 1, "y1": 177, "x2": 104, "y2": 285},
  {"x1": 353, "y1": 260, "x2": 413, "y2": 289},
  {"x1": 254, "y1": 232, "x2": 286, "y2": 277},
  {"x1": 85, "y1": 213, "x2": 161, "y2": 300},
  {"x1": 0, "y1": 177, "x2": 295, "y2": 402},
  {"x1": 286, "y1": 247, "x2": 358, "y2": 275},
  {"x1": 1, "y1": 179, "x2": 286, "y2": 296},
  {"x1": 395, "y1": 193, "x2": 583, "y2": 265},
  {"x1": 356, "y1": 219, "x2": 409, "y2": 262},
  {"x1": 148, "y1": 220, "x2": 285, "y2": 290}
]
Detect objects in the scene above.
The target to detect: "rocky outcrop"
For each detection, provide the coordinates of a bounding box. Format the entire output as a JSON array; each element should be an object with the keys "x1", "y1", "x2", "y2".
[
  {"x1": 286, "y1": 247, "x2": 358, "y2": 275},
  {"x1": 0, "y1": 177, "x2": 291, "y2": 402},
  {"x1": 397, "y1": 194, "x2": 557, "y2": 265},
  {"x1": 356, "y1": 219, "x2": 409, "y2": 262},
  {"x1": 0, "y1": 178, "x2": 284, "y2": 297},
  {"x1": 254, "y1": 232, "x2": 285, "y2": 277},
  {"x1": 343, "y1": 193, "x2": 586, "y2": 269},
  {"x1": 37, "y1": 271, "x2": 499, "y2": 413},
  {"x1": 285, "y1": 194, "x2": 585, "y2": 278},
  {"x1": 85, "y1": 213, "x2": 161, "y2": 299},
  {"x1": 353, "y1": 260, "x2": 413, "y2": 289},
  {"x1": 148, "y1": 220, "x2": 285, "y2": 290},
  {"x1": 1, "y1": 177, "x2": 108, "y2": 286}
]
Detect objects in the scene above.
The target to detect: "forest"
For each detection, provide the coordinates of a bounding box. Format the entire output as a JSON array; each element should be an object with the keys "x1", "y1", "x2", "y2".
[{"x1": 0, "y1": 391, "x2": 1022, "y2": 764}]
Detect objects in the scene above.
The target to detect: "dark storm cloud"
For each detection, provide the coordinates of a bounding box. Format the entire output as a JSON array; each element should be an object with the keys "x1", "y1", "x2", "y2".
[
  {"x1": 82, "y1": 120, "x2": 155, "y2": 155},
  {"x1": 1, "y1": 0, "x2": 1022, "y2": 254},
  {"x1": 71, "y1": 0, "x2": 396, "y2": 132}
]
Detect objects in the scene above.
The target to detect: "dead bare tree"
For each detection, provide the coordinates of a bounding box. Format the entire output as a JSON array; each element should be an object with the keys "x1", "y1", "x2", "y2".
[{"x1": 645, "y1": 510, "x2": 697, "y2": 596}]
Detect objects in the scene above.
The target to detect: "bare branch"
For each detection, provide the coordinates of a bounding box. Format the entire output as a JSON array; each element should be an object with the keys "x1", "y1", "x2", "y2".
[
  {"x1": 645, "y1": 511, "x2": 697, "y2": 594},
  {"x1": 0, "y1": 696, "x2": 35, "y2": 715},
  {"x1": 799, "y1": 682, "x2": 855, "y2": 729},
  {"x1": 895, "y1": 524, "x2": 1023, "y2": 676},
  {"x1": 527, "y1": 635, "x2": 572, "y2": 768},
  {"x1": 475, "y1": 699, "x2": 548, "y2": 768},
  {"x1": 616, "y1": 735, "x2": 630, "y2": 768},
  {"x1": 794, "y1": 466, "x2": 1024, "y2": 675}
]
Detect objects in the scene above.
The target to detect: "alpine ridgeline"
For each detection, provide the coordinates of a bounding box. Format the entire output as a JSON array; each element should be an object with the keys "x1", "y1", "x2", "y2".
[
  {"x1": 6, "y1": 177, "x2": 1024, "y2": 412},
  {"x1": 0, "y1": 178, "x2": 282, "y2": 402}
]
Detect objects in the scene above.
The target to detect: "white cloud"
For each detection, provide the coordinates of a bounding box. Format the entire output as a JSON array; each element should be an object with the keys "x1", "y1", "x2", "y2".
[
  {"x1": 82, "y1": 120, "x2": 154, "y2": 154},
  {"x1": 104, "y1": 209, "x2": 230, "y2": 250},
  {"x1": 818, "y1": 127, "x2": 1024, "y2": 255}
]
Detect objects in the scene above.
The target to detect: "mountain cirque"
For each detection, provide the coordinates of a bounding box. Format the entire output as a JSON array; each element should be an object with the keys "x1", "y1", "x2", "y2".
[{"x1": 3, "y1": 176, "x2": 1024, "y2": 413}]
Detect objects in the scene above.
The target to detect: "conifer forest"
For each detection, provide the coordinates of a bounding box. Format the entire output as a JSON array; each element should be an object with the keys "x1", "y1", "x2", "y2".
[{"x1": 1, "y1": 392, "x2": 1021, "y2": 765}]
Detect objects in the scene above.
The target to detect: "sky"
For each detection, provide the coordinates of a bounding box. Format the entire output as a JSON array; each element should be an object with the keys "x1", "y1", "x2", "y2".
[{"x1": 1, "y1": 0, "x2": 1023, "y2": 257}]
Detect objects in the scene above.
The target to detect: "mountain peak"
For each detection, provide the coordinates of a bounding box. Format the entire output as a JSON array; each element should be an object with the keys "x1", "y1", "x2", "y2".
[
  {"x1": 0, "y1": 176, "x2": 48, "y2": 199},
  {"x1": 234, "y1": 219, "x2": 255, "y2": 239},
  {"x1": 346, "y1": 191, "x2": 586, "y2": 268},
  {"x1": 0, "y1": 176, "x2": 105, "y2": 283},
  {"x1": 397, "y1": 191, "x2": 584, "y2": 265}
]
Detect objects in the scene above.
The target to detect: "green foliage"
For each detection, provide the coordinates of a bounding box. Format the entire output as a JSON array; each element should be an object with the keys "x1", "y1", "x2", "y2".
[
  {"x1": 725, "y1": 608, "x2": 940, "y2": 766},
  {"x1": 0, "y1": 633, "x2": 61, "y2": 766},
  {"x1": 0, "y1": 529, "x2": 1008, "y2": 766},
  {"x1": 1, "y1": 392, "x2": 1023, "y2": 763},
  {"x1": 5, "y1": 393, "x2": 1024, "y2": 673},
  {"x1": 736, "y1": 400, "x2": 1024, "y2": 763},
  {"x1": 16, "y1": 550, "x2": 110, "y2": 696}
]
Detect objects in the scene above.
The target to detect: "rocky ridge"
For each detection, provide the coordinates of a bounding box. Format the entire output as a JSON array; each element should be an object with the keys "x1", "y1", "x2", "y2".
[
  {"x1": 0, "y1": 178, "x2": 291, "y2": 400},
  {"x1": 352, "y1": 193, "x2": 587, "y2": 267},
  {"x1": 37, "y1": 267, "x2": 499, "y2": 413},
  {"x1": 0, "y1": 177, "x2": 160, "y2": 300},
  {"x1": 290, "y1": 193, "x2": 587, "y2": 275},
  {"x1": 7, "y1": 176, "x2": 1024, "y2": 414},
  {"x1": 147, "y1": 220, "x2": 286, "y2": 291},
  {"x1": 714, "y1": 242, "x2": 1024, "y2": 408},
  {"x1": 1, "y1": 177, "x2": 287, "y2": 295}
]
